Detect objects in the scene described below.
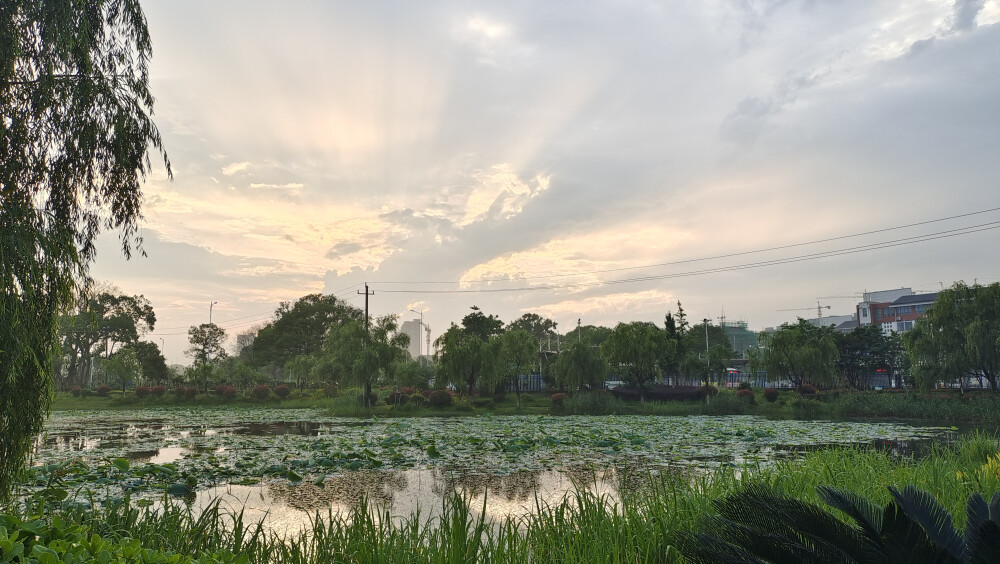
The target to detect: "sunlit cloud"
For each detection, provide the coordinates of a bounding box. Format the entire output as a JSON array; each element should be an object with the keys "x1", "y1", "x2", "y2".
[
  {"x1": 532, "y1": 289, "x2": 676, "y2": 321},
  {"x1": 221, "y1": 161, "x2": 250, "y2": 176}
]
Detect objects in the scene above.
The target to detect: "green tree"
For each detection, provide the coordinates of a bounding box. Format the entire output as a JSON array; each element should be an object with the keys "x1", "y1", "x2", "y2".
[
  {"x1": 562, "y1": 324, "x2": 612, "y2": 347},
  {"x1": 835, "y1": 324, "x2": 885, "y2": 389},
  {"x1": 601, "y1": 322, "x2": 673, "y2": 402},
  {"x1": 905, "y1": 282, "x2": 1000, "y2": 391},
  {"x1": 249, "y1": 294, "x2": 361, "y2": 368},
  {"x1": 460, "y1": 306, "x2": 505, "y2": 341},
  {"x1": 435, "y1": 325, "x2": 487, "y2": 393},
  {"x1": 498, "y1": 329, "x2": 538, "y2": 410},
  {"x1": 507, "y1": 313, "x2": 558, "y2": 343},
  {"x1": 681, "y1": 321, "x2": 734, "y2": 382},
  {"x1": 322, "y1": 315, "x2": 409, "y2": 406},
  {"x1": 128, "y1": 340, "x2": 168, "y2": 385},
  {"x1": 760, "y1": 319, "x2": 838, "y2": 388},
  {"x1": 186, "y1": 323, "x2": 227, "y2": 393},
  {"x1": 551, "y1": 340, "x2": 607, "y2": 392},
  {"x1": 100, "y1": 347, "x2": 141, "y2": 395},
  {"x1": 0, "y1": 0, "x2": 168, "y2": 501}
]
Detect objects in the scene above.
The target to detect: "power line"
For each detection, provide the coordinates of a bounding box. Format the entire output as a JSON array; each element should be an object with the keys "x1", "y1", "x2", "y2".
[
  {"x1": 377, "y1": 221, "x2": 1000, "y2": 295},
  {"x1": 374, "y1": 206, "x2": 1000, "y2": 284}
]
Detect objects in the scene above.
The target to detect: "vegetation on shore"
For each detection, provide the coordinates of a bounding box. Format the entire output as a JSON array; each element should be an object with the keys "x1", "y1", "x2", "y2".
[
  {"x1": 5, "y1": 433, "x2": 999, "y2": 563},
  {"x1": 49, "y1": 386, "x2": 1000, "y2": 428}
]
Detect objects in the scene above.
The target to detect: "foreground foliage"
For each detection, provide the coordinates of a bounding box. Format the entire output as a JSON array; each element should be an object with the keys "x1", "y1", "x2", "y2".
[
  {"x1": 680, "y1": 484, "x2": 1000, "y2": 563},
  {"x1": 5, "y1": 434, "x2": 1000, "y2": 563},
  {"x1": 1, "y1": 0, "x2": 169, "y2": 503}
]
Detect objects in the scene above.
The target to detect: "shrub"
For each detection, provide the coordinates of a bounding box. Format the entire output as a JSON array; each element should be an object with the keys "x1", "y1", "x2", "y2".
[
  {"x1": 797, "y1": 383, "x2": 818, "y2": 397},
  {"x1": 136, "y1": 386, "x2": 151, "y2": 399},
  {"x1": 70, "y1": 386, "x2": 82, "y2": 397},
  {"x1": 215, "y1": 385, "x2": 236, "y2": 400},
  {"x1": 428, "y1": 390, "x2": 453, "y2": 408},
  {"x1": 151, "y1": 385, "x2": 166, "y2": 397},
  {"x1": 564, "y1": 390, "x2": 619, "y2": 415},
  {"x1": 252, "y1": 385, "x2": 270, "y2": 400},
  {"x1": 550, "y1": 393, "x2": 569, "y2": 413},
  {"x1": 80, "y1": 388, "x2": 93, "y2": 397},
  {"x1": 385, "y1": 391, "x2": 408, "y2": 406},
  {"x1": 409, "y1": 394, "x2": 428, "y2": 407},
  {"x1": 184, "y1": 387, "x2": 197, "y2": 399},
  {"x1": 322, "y1": 384, "x2": 339, "y2": 398},
  {"x1": 737, "y1": 382, "x2": 752, "y2": 390},
  {"x1": 763, "y1": 388, "x2": 779, "y2": 403},
  {"x1": 273, "y1": 385, "x2": 291, "y2": 398},
  {"x1": 736, "y1": 388, "x2": 756, "y2": 404},
  {"x1": 699, "y1": 383, "x2": 719, "y2": 397},
  {"x1": 96, "y1": 385, "x2": 112, "y2": 397},
  {"x1": 173, "y1": 386, "x2": 186, "y2": 396}
]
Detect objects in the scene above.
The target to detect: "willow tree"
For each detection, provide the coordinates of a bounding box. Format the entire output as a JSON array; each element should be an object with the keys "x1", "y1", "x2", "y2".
[{"x1": 1, "y1": 0, "x2": 169, "y2": 501}]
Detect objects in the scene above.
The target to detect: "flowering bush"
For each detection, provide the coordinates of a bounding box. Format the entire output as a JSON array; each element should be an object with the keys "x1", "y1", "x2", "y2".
[
  {"x1": 70, "y1": 386, "x2": 82, "y2": 397},
  {"x1": 252, "y1": 385, "x2": 270, "y2": 400},
  {"x1": 184, "y1": 387, "x2": 198, "y2": 399},
  {"x1": 273, "y1": 385, "x2": 291, "y2": 398},
  {"x1": 97, "y1": 385, "x2": 112, "y2": 397},
  {"x1": 736, "y1": 388, "x2": 756, "y2": 404},
  {"x1": 215, "y1": 384, "x2": 237, "y2": 400},
  {"x1": 151, "y1": 385, "x2": 166, "y2": 397},
  {"x1": 763, "y1": 388, "x2": 779, "y2": 403},
  {"x1": 797, "y1": 383, "x2": 818, "y2": 397},
  {"x1": 136, "y1": 386, "x2": 151, "y2": 399}
]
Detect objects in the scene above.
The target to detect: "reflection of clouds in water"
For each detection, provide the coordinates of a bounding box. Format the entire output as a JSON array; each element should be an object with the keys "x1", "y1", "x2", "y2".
[{"x1": 267, "y1": 470, "x2": 407, "y2": 513}]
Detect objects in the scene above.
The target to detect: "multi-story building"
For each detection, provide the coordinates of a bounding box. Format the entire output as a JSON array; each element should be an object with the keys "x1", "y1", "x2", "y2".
[
  {"x1": 399, "y1": 318, "x2": 423, "y2": 360},
  {"x1": 856, "y1": 288, "x2": 937, "y2": 335}
]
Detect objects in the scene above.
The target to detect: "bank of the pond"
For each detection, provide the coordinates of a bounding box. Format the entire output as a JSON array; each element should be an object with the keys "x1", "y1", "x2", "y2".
[
  {"x1": 50, "y1": 387, "x2": 1000, "y2": 427},
  {"x1": 5, "y1": 434, "x2": 1000, "y2": 563}
]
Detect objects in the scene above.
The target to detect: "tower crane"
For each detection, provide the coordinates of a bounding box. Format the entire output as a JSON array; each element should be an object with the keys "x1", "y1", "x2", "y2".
[{"x1": 777, "y1": 301, "x2": 831, "y2": 320}]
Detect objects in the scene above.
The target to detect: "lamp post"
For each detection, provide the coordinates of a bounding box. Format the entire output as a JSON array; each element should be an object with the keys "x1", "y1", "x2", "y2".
[
  {"x1": 206, "y1": 301, "x2": 218, "y2": 393},
  {"x1": 409, "y1": 308, "x2": 424, "y2": 365},
  {"x1": 703, "y1": 318, "x2": 711, "y2": 381}
]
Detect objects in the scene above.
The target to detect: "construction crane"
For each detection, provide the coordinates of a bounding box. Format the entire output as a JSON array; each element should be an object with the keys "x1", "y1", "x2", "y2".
[{"x1": 777, "y1": 301, "x2": 831, "y2": 320}]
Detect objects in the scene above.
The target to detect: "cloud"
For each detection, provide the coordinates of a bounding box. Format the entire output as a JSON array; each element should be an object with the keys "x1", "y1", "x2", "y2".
[
  {"x1": 221, "y1": 161, "x2": 251, "y2": 176},
  {"x1": 952, "y1": 0, "x2": 986, "y2": 31}
]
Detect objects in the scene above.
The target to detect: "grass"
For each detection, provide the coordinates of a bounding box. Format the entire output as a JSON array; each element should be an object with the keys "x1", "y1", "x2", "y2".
[{"x1": 6, "y1": 433, "x2": 1000, "y2": 563}]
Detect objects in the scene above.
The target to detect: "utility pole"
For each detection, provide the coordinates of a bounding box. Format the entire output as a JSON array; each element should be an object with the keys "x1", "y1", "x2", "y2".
[{"x1": 358, "y1": 283, "x2": 374, "y2": 337}]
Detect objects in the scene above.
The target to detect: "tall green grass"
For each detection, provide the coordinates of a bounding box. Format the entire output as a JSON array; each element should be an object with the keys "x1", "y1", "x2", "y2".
[{"x1": 6, "y1": 433, "x2": 998, "y2": 563}]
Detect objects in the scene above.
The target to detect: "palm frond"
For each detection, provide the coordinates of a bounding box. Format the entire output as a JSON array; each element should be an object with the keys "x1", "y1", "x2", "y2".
[
  {"x1": 887, "y1": 485, "x2": 964, "y2": 560},
  {"x1": 819, "y1": 486, "x2": 885, "y2": 548}
]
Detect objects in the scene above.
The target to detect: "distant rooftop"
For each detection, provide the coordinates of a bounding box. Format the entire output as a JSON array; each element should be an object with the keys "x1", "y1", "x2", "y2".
[{"x1": 891, "y1": 293, "x2": 937, "y2": 306}]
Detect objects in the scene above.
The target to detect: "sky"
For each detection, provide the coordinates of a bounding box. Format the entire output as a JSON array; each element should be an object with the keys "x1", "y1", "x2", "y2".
[{"x1": 91, "y1": 0, "x2": 1000, "y2": 365}]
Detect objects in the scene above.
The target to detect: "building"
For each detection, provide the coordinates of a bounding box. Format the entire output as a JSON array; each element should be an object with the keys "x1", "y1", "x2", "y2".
[
  {"x1": 856, "y1": 288, "x2": 937, "y2": 335},
  {"x1": 399, "y1": 318, "x2": 423, "y2": 360}
]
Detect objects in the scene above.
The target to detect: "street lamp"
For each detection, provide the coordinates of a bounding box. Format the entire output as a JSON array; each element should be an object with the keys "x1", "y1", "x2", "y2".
[
  {"x1": 703, "y1": 318, "x2": 711, "y2": 380},
  {"x1": 206, "y1": 301, "x2": 218, "y2": 393},
  {"x1": 409, "y1": 308, "x2": 424, "y2": 365}
]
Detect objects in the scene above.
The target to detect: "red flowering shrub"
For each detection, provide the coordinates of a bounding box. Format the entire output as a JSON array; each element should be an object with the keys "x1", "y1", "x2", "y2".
[
  {"x1": 252, "y1": 385, "x2": 270, "y2": 400},
  {"x1": 763, "y1": 388, "x2": 779, "y2": 403},
  {"x1": 97, "y1": 385, "x2": 112, "y2": 397},
  {"x1": 152, "y1": 385, "x2": 166, "y2": 397},
  {"x1": 70, "y1": 386, "x2": 82, "y2": 397},
  {"x1": 273, "y1": 385, "x2": 291, "y2": 398},
  {"x1": 136, "y1": 386, "x2": 151, "y2": 399}
]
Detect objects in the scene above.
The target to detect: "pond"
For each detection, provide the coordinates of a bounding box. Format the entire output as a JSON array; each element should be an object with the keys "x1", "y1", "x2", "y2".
[{"x1": 25, "y1": 408, "x2": 957, "y2": 532}]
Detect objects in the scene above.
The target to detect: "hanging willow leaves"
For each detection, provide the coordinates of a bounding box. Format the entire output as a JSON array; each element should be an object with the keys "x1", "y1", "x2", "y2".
[{"x1": 0, "y1": 0, "x2": 169, "y2": 501}]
